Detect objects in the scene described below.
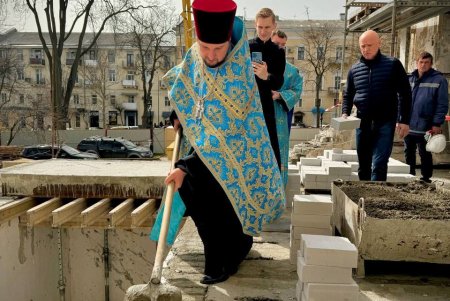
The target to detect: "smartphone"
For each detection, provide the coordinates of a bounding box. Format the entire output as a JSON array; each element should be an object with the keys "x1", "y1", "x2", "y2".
[{"x1": 251, "y1": 51, "x2": 263, "y2": 64}]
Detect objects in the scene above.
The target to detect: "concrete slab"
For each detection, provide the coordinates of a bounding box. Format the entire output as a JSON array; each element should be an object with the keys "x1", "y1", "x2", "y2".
[
  {"x1": 291, "y1": 214, "x2": 331, "y2": 228},
  {"x1": 0, "y1": 159, "x2": 170, "y2": 198}
]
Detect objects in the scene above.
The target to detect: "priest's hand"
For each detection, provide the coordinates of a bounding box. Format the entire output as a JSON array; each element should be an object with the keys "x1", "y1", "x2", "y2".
[
  {"x1": 173, "y1": 118, "x2": 181, "y2": 131},
  {"x1": 165, "y1": 168, "x2": 186, "y2": 191},
  {"x1": 253, "y1": 61, "x2": 269, "y2": 80}
]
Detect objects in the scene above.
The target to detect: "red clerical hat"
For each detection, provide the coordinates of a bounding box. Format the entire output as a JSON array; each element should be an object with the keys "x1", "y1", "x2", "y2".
[{"x1": 192, "y1": 0, "x2": 237, "y2": 44}]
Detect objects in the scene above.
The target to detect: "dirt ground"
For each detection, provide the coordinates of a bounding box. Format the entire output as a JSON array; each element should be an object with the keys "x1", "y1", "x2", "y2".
[{"x1": 338, "y1": 181, "x2": 450, "y2": 220}]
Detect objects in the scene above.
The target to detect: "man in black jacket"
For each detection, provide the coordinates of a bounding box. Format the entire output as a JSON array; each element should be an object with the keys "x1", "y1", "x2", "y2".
[
  {"x1": 249, "y1": 7, "x2": 286, "y2": 169},
  {"x1": 342, "y1": 30, "x2": 412, "y2": 181}
]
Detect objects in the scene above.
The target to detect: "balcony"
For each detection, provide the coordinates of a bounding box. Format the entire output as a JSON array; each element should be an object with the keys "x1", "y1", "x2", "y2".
[
  {"x1": 122, "y1": 61, "x2": 136, "y2": 69},
  {"x1": 122, "y1": 79, "x2": 137, "y2": 88},
  {"x1": 84, "y1": 59, "x2": 98, "y2": 67},
  {"x1": 32, "y1": 78, "x2": 46, "y2": 86},
  {"x1": 121, "y1": 102, "x2": 137, "y2": 111},
  {"x1": 66, "y1": 58, "x2": 82, "y2": 66},
  {"x1": 29, "y1": 57, "x2": 45, "y2": 65}
]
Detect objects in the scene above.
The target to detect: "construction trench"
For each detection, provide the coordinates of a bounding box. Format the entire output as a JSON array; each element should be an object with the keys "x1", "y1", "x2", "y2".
[{"x1": 0, "y1": 159, "x2": 170, "y2": 301}]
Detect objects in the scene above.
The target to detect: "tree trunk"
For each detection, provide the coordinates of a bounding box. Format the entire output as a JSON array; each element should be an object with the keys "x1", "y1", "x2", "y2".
[{"x1": 315, "y1": 75, "x2": 322, "y2": 128}]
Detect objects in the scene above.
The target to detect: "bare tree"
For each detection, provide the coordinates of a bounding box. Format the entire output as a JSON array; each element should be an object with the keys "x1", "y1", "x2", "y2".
[
  {"x1": 298, "y1": 20, "x2": 343, "y2": 127},
  {"x1": 0, "y1": 47, "x2": 20, "y2": 145},
  {"x1": 4, "y1": 0, "x2": 155, "y2": 131},
  {"x1": 114, "y1": 4, "x2": 177, "y2": 150}
]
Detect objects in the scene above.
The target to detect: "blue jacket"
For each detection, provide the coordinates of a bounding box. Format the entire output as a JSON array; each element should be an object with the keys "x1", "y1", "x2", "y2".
[
  {"x1": 342, "y1": 51, "x2": 411, "y2": 124},
  {"x1": 408, "y1": 68, "x2": 449, "y2": 135}
]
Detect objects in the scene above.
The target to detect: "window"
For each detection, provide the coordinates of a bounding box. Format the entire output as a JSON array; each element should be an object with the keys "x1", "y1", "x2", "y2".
[
  {"x1": 127, "y1": 53, "x2": 134, "y2": 66},
  {"x1": 35, "y1": 69, "x2": 43, "y2": 84},
  {"x1": 19, "y1": 94, "x2": 24, "y2": 104},
  {"x1": 0, "y1": 48, "x2": 6, "y2": 58},
  {"x1": 32, "y1": 49, "x2": 42, "y2": 59},
  {"x1": 297, "y1": 98, "x2": 302, "y2": 107},
  {"x1": 334, "y1": 75, "x2": 341, "y2": 90},
  {"x1": 108, "y1": 50, "x2": 115, "y2": 63},
  {"x1": 109, "y1": 111, "x2": 118, "y2": 125},
  {"x1": 75, "y1": 112, "x2": 81, "y2": 127},
  {"x1": 73, "y1": 94, "x2": 80, "y2": 105},
  {"x1": 67, "y1": 50, "x2": 76, "y2": 59},
  {"x1": 92, "y1": 94, "x2": 97, "y2": 105},
  {"x1": 336, "y1": 46, "x2": 343, "y2": 61},
  {"x1": 110, "y1": 95, "x2": 116, "y2": 106},
  {"x1": 89, "y1": 50, "x2": 96, "y2": 60},
  {"x1": 126, "y1": 71, "x2": 134, "y2": 81},
  {"x1": 109, "y1": 69, "x2": 116, "y2": 82},
  {"x1": 17, "y1": 68, "x2": 24, "y2": 80},
  {"x1": 128, "y1": 95, "x2": 135, "y2": 103},
  {"x1": 297, "y1": 46, "x2": 305, "y2": 60},
  {"x1": 164, "y1": 96, "x2": 170, "y2": 107},
  {"x1": 1, "y1": 93, "x2": 6, "y2": 103},
  {"x1": 317, "y1": 46, "x2": 324, "y2": 60},
  {"x1": 16, "y1": 49, "x2": 23, "y2": 61}
]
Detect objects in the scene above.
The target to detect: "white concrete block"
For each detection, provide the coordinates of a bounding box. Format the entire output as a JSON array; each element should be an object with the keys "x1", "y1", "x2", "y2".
[
  {"x1": 332, "y1": 148, "x2": 343, "y2": 154},
  {"x1": 386, "y1": 173, "x2": 416, "y2": 183},
  {"x1": 300, "y1": 157, "x2": 322, "y2": 166},
  {"x1": 288, "y1": 164, "x2": 300, "y2": 174},
  {"x1": 291, "y1": 214, "x2": 331, "y2": 228},
  {"x1": 287, "y1": 173, "x2": 301, "y2": 190},
  {"x1": 324, "y1": 162, "x2": 352, "y2": 176},
  {"x1": 297, "y1": 255, "x2": 353, "y2": 284},
  {"x1": 300, "y1": 234, "x2": 358, "y2": 268},
  {"x1": 303, "y1": 281, "x2": 359, "y2": 301},
  {"x1": 350, "y1": 172, "x2": 359, "y2": 181},
  {"x1": 331, "y1": 116, "x2": 361, "y2": 131},
  {"x1": 387, "y1": 161, "x2": 410, "y2": 174},
  {"x1": 324, "y1": 150, "x2": 332, "y2": 159},
  {"x1": 347, "y1": 162, "x2": 359, "y2": 172},
  {"x1": 330, "y1": 153, "x2": 344, "y2": 161},
  {"x1": 291, "y1": 225, "x2": 333, "y2": 240},
  {"x1": 293, "y1": 194, "x2": 332, "y2": 215},
  {"x1": 303, "y1": 181, "x2": 332, "y2": 191},
  {"x1": 303, "y1": 170, "x2": 330, "y2": 183}
]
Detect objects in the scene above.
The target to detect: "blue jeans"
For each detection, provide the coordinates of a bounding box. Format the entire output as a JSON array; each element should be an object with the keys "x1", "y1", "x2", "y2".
[
  {"x1": 404, "y1": 134, "x2": 433, "y2": 180},
  {"x1": 356, "y1": 119, "x2": 396, "y2": 181}
]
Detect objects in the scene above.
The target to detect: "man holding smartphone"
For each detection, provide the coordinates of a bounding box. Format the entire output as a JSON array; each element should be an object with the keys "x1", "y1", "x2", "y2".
[{"x1": 249, "y1": 7, "x2": 286, "y2": 169}]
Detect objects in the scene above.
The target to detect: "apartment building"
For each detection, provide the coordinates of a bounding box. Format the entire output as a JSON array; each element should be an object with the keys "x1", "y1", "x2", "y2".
[
  {"x1": 244, "y1": 19, "x2": 348, "y2": 127},
  {"x1": 0, "y1": 27, "x2": 176, "y2": 131}
]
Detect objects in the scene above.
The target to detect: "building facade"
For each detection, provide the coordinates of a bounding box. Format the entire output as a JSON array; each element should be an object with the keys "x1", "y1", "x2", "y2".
[{"x1": 0, "y1": 28, "x2": 176, "y2": 131}]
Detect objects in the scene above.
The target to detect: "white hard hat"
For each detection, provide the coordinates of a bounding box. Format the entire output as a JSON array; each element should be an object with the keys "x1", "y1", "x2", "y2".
[{"x1": 426, "y1": 133, "x2": 446, "y2": 153}]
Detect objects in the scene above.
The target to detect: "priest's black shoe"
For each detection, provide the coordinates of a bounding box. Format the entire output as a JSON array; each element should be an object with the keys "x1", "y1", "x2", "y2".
[{"x1": 200, "y1": 273, "x2": 229, "y2": 285}]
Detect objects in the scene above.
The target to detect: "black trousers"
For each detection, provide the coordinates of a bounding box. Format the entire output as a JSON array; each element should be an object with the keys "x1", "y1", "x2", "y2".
[
  {"x1": 404, "y1": 134, "x2": 433, "y2": 180},
  {"x1": 179, "y1": 161, "x2": 253, "y2": 277}
]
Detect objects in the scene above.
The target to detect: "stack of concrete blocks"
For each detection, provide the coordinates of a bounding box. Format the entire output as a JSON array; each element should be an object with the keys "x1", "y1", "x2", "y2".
[
  {"x1": 286, "y1": 164, "x2": 302, "y2": 208},
  {"x1": 300, "y1": 149, "x2": 415, "y2": 190},
  {"x1": 296, "y1": 234, "x2": 359, "y2": 301},
  {"x1": 290, "y1": 194, "x2": 333, "y2": 264}
]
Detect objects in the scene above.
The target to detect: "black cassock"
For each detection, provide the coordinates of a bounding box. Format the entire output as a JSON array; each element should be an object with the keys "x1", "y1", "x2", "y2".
[
  {"x1": 176, "y1": 151, "x2": 253, "y2": 277},
  {"x1": 249, "y1": 37, "x2": 286, "y2": 169}
]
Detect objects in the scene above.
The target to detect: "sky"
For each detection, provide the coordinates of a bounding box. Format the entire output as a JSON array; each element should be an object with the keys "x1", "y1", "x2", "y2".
[{"x1": 3, "y1": 0, "x2": 347, "y2": 32}]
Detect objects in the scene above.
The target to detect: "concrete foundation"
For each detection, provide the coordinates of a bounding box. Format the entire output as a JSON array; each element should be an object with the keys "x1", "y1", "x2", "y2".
[{"x1": 0, "y1": 217, "x2": 155, "y2": 301}]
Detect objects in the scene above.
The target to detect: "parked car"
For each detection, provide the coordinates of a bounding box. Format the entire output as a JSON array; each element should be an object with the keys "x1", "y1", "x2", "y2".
[
  {"x1": 21, "y1": 144, "x2": 99, "y2": 160},
  {"x1": 77, "y1": 136, "x2": 153, "y2": 159}
]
